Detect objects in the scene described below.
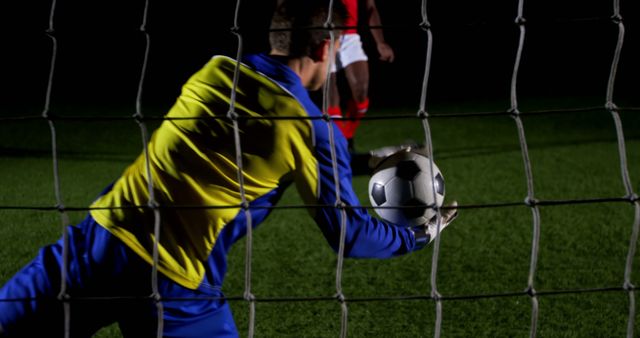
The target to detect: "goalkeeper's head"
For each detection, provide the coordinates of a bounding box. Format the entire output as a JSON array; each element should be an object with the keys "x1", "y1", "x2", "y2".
[
  {"x1": 269, "y1": 0, "x2": 346, "y2": 57},
  {"x1": 269, "y1": 0, "x2": 346, "y2": 89}
]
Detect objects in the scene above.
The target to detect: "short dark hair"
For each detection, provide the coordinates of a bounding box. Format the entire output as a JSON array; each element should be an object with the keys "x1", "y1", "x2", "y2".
[{"x1": 269, "y1": 0, "x2": 346, "y2": 57}]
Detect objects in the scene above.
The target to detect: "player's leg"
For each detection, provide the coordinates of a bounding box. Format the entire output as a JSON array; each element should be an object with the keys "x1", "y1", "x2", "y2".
[
  {"x1": 327, "y1": 71, "x2": 346, "y2": 136},
  {"x1": 0, "y1": 216, "x2": 127, "y2": 337},
  {"x1": 327, "y1": 35, "x2": 349, "y2": 138},
  {"x1": 343, "y1": 59, "x2": 370, "y2": 150},
  {"x1": 0, "y1": 242, "x2": 68, "y2": 336},
  {"x1": 66, "y1": 212, "x2": 238, "y2": 337},
  {"x1": 161, "y1": 301, "x2": 238, "y2": 338},
  {"x1": 335, "y1": 33, "x2": 369, "y2": 151},
  {"x1": 117, "y1": 273, "x2": 239, "y2": 338}
]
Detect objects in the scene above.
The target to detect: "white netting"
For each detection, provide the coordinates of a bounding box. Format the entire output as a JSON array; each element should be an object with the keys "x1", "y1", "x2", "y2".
[{"x1": 0, "y1": 0, "x2": 638, "y2": 337}]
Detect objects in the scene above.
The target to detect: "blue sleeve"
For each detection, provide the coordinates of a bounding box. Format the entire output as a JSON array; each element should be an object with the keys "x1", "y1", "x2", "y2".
[
  {"x1": 240, "y1": 53, "x2": 420, "y2": 258},
  {"x1": 311, "y1": 120, "x2": 419, "y2": 258}
]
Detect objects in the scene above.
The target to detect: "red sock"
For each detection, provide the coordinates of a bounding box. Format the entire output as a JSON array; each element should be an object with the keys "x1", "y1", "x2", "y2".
[
  {"x1": 345, "y1": 98, "x2": 369, "y2": 139},
  {"x1": 328, "y1": 106, "x2": 348, "y2": 137}
]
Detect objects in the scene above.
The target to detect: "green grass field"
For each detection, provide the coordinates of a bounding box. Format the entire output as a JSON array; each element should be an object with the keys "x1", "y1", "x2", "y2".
[{"x1": 0, "y1": 97, "x2": 639, "y2": 337}]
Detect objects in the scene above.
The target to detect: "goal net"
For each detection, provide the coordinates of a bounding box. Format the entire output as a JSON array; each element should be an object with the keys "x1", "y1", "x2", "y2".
[{"x1": 0, "y1": 0, "x2": 638, "y2": 337}]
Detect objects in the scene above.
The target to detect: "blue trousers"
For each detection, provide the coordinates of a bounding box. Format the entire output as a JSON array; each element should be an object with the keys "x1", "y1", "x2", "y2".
[{"x1": 0, "y1": 215, "x2": 238, "y2": 337}]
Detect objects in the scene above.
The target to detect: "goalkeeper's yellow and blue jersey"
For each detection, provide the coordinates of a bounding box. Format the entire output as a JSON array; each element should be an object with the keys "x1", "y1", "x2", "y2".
[{"x1": 90, "y1": 53, "x2": 418, "y2": 291}]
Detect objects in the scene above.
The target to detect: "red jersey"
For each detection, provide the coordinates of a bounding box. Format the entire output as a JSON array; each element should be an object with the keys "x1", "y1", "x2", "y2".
[{"x1": 342, "y1": 0, "x2": 358, "y2": 34}]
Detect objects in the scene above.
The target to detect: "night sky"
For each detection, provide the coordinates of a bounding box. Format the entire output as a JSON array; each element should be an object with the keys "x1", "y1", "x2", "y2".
[{"x1": 0, "y1": 0, "x2": 638, "y2": 115}]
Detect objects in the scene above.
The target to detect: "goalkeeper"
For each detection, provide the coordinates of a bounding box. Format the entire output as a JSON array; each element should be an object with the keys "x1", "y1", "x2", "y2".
[{"x1": 0, "y1": 0, "x2": 457, "y2": 336}]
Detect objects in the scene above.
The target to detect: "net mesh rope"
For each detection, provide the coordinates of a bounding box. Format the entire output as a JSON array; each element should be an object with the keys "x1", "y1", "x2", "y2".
[
  {"x1": 132, "y1": 0, "x2": 166, "y2": 335},
  {"x1": 40, "y1": 1, "x2": 74, "y2": 336},
  {"x1": 0, "y1": 0, "x2": 638, "y2": 337},
  {"x1": 509, "y1": 1, "x2": 542, "y2": 336}
]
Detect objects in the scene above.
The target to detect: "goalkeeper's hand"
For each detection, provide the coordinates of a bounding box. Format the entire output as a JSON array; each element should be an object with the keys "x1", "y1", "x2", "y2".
[{"x1": 411, "y1": 201, "x2": 458, "y2": 249}]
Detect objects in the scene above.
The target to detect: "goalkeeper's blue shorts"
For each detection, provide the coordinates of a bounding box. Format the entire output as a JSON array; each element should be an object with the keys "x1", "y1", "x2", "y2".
[{"x1": 0, "y1": 213, "x2": 239, "y2": 337}]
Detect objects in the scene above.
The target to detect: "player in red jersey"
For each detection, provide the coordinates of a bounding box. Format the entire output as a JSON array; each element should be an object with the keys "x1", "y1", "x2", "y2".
[{"x1": 328, "y1": 0, "x2": 395, "y2": 152}]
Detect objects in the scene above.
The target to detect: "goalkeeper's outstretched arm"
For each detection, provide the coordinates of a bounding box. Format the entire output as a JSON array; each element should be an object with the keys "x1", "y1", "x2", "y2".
[{"x1": 294, "y1": 130, "x2": 457, "y2": 257}]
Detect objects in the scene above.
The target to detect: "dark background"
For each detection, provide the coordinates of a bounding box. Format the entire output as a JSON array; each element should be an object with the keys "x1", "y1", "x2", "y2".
[{"x1": 0, "y1": 0, "x2": 638, "y2": 116}]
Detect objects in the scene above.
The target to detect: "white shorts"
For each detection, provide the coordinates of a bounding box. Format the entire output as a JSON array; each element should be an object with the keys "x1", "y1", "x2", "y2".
[{"x1": 331, "y1": 33, "x2": 368, "y2": 72}]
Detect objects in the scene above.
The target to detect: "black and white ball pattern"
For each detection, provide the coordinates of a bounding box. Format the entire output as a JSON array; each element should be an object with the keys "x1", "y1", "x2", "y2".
[{"x1": 368, "y1": 149, "x2": 445, "y2": 226}]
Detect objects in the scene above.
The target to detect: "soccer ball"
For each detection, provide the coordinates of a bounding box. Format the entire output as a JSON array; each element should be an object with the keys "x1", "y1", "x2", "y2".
[{"x1": 368, "y1": 149, "x2": 445, "y2": 226}]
